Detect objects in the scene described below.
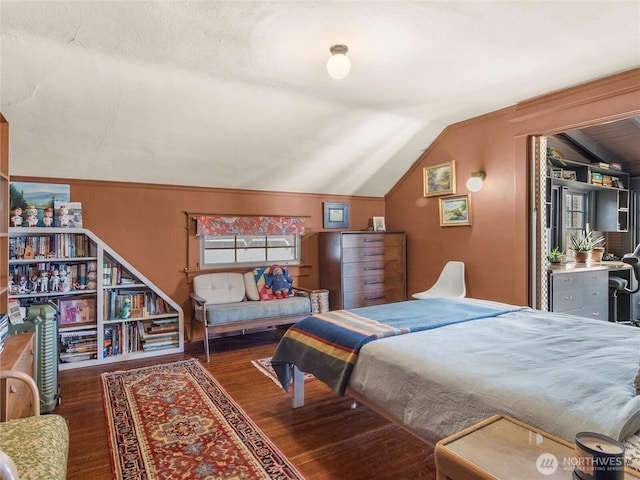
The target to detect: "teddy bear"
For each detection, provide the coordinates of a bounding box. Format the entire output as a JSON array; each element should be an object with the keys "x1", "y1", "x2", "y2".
[{"x1": 265, "y1": 265, "x2": 293, "y2": 299}]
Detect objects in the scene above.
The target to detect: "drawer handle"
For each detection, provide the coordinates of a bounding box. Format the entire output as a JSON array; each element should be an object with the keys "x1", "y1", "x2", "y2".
[
  {"x1": 592, "y1": 292, "x2": 599, "y2": 296},
  {"x1": 564, "y1": 278, "x2": 573, "y2": 283},
  {"x1": 564, "y1": 295, "x2": 573, "y2": 300},
  {"x1": 363, "y1": 239, "x2": 384, "y2": 243},
  {"x1": 364, "y1": 280, "x2": 384, "y2": 285},
  {"x1": 364, "y1": 253, "x2": 383, "y2": 257},
  {"x1": 363, "y1": 267, "x2": 384, "y2": 271},
  {"x1": 592, "y1": 312, "x2": 600, "y2": 316},
  {"x1": 365, "y1": 295, "x2": 385, "y2": 301},
  {"x1": 9, "y1": 385, "x2": 16, "y2": 394}
]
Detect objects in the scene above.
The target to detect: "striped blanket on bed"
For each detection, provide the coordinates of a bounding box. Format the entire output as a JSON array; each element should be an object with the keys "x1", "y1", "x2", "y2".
[{"x1": 271, "y1": 298, "x2": 520, "y2": 395}]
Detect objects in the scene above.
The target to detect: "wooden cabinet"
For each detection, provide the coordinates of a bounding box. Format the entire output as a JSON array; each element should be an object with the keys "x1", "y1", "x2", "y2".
[
  {"x1": 319, "y1": 231, "x2": 406, "y2": 309},
  {"x1": 549, "y1": 269, "x2": 608, "y2": 320},
  {"x1": 0, "y1": 332, "x2": 35, "y2": 421}
]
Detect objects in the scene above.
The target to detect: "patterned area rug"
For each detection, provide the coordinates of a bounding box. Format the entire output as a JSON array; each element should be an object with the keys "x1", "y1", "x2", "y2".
[
  {"x1": 101, "y1": 359, "x2": 305, "y2": 480},
  {"x1": 251, "y1": 357, "x2": 315, "y2": 388},
  {"x1": 624, "y1": 433, "x2": 640, "y2": 471}
]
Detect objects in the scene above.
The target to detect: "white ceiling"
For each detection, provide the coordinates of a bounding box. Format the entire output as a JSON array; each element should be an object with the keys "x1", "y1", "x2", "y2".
[{"x1": 1, "y1": 1, "x2": 639, "y2": 197}]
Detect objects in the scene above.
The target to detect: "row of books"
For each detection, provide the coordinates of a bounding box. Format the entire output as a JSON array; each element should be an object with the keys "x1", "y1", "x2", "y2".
[
  {"x1": 104, "y1": 318, "x2": 179, "y2": 357},
  {"x1": 0, "y1": 314, "x2": 9, "y2": 354},
  {"x1": 104, "y1": 289, "x2": 173, "y2": 320},
  {"x1": 59, "y1": 329, "x2": 98, "y2": 363},
  {"x1": 102, "y1": 263, "x2": 136, "y2": 287},
  {"x1": 9, "y1": 233, "x2": 93, "y2": 260}
]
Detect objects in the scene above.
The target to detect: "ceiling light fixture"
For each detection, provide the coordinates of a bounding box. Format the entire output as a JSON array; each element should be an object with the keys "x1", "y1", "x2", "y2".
[
  {"x1": 466, "y1": 171, "x2": 486, "y2": 192},
  {"x1": 327, "y1": 45, "x2": 350, "y2": 79}
]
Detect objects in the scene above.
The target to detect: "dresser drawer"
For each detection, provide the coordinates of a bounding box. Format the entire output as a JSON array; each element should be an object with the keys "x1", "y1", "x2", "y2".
[
  {"x1": 343, "y1": 260, "x2": 403, "y2": 278},
  {"x1": 344, "y1": 286, "x2": 406, "y2": 309},
  {"x1": 582, "y1": 270, "x2": 608, "y2": 289},
  {"x1": 342, "y1": 233, "x2": 404, "y2": 249},
  {"x1": 552, "y1": 288, "x2": 583, "y2": 312},
  {"x1": 343, "y1": 246, "x2": 403, "y2": 263},
  {"x1": 583, "y1": 284, "x2": 607, "y2": 306},
  {"x1": 552, "y1": 273, "x2": 583, "y2": 292},
  {"x1": 343, "y1": 272, "x2": 403, "y2": 293}
]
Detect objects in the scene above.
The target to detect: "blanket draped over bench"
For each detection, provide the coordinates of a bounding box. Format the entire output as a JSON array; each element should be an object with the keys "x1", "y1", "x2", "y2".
[{"x1": 272, "y1": 298, "x2": 520, "y2": 394}]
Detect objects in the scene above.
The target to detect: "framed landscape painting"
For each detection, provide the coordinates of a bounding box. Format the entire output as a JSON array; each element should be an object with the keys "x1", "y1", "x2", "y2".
[
  {"x1": 424, "y1": 161, "x2": 456, "y2": 197},
  {"x1": 439, "y1": 194, "x2": 472, "y2": 227}
]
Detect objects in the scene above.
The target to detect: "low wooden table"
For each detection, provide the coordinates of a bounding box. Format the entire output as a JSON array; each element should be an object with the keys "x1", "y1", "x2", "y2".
[{"x1": 435, "y1": 414, "x2": 640, "y2": 480}]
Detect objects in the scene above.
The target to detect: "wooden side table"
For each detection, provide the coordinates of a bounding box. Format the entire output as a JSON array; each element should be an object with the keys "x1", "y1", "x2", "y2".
[
  {"x1": 435, "y1": 414, "x2": 640, "y2": 480},
  {"x1": 0, "y1": 332, "x2": 35, "y2": 421}
]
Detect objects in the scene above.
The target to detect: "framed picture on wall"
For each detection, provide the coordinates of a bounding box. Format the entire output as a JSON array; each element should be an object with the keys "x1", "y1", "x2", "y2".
[
  {"x1": 323, "y1": 202, "x2": 349, "y2": 229},
  {"x1": 424, "y1": 161, "x2": 456, "y2": 197},
  {"x1": 439, "y1": 195, "x2": 472, "y2": 227},
  {"x1": 58, "y1": 296, "x2": 96, "y2": 326}
]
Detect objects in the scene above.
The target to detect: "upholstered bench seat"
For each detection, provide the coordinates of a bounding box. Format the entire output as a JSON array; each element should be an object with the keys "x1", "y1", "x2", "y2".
[{"x1": 205, "y1": 295, "x2": 311, "y2": 324}]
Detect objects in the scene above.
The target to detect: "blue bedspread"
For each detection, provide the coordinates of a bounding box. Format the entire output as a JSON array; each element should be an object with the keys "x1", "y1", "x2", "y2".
[{"x1": 271, "y1": 298, "x2": 521, "y2": 395}]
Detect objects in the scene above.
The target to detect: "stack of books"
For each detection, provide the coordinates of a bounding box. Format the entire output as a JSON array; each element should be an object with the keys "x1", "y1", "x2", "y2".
[{"x1": 0, "y1": 314, "x2": 9, "y2": 354}]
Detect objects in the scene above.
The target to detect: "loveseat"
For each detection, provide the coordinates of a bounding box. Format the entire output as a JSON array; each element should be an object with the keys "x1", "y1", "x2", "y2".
[
  {"x1": 190, "y1": 269, "x2": 313, "y2": 361},
  {"x1": 0, "y1": 370, "x2": 69, "y2": 480}
]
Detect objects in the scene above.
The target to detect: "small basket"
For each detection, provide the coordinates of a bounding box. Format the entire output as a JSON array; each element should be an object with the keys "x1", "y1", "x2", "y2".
[{"x1": 309, "y1": 289, "x2": 329, "y2": 314}]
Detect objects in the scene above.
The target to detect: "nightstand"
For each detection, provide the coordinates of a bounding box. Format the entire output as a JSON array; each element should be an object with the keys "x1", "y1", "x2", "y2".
[
  {"x1": 435, "y1": 414, "x2": 640, "y2": 480},
  {"x1": 0, "y1": 332, "x2": 35, "y2": 420}
]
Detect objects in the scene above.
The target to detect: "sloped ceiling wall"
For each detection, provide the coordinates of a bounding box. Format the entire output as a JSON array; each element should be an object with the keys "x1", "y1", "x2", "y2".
[{"x1": 1, "y1": 1, "x2": 639, "y2": 196}]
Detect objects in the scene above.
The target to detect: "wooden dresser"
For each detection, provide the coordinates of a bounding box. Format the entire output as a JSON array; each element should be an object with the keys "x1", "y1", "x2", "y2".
[
  {"x1": 0, "y1": 332, "x2": 35, "y2": 421},
  {"x1": 319, "y1": 231, "x2": 406, "y2": 309}
]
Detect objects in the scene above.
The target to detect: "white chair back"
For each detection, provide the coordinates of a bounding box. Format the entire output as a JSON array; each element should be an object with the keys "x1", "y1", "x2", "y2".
[{"x1": 412, "y1": 261, "x2": 466, "y2": 299}]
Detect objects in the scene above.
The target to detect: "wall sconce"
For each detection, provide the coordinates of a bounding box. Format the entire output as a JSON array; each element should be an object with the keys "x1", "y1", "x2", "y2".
[
  {"x1": 466, "y1": 171, "x2": 486, "y2": 192},
  {"x1": 327, "y1": 45, "x2": 351, "y2": 79}
]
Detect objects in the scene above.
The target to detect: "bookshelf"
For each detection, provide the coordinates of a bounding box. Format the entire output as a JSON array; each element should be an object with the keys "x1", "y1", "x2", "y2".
[
  {"x1": 8, "y1": 227, "x2": 183, "y2": 369},
  {"x1": 0, "y1": 115, "x2": 8, "y2": 315}
]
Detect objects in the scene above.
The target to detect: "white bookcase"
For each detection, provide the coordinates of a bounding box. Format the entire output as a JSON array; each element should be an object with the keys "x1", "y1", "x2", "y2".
[{"x1": 8, "y1": 227, "x2": 184, "y2": 370}]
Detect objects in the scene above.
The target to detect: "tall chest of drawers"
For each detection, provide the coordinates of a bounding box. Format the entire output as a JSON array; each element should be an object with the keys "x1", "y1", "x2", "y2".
[
  {"x1": 319, "y1": 231, "x2": 407, "y2": 309},
  {"x1": 549, "y1": 269, "x2": 608, "y2": 321}
]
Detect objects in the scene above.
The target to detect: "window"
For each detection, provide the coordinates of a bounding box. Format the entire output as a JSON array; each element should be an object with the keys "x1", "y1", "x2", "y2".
[
  {"x1": 200, "y1": 234, "x2": 301, "y2": 268},
  {"x1": 564, "y1": 191, "x2": 589, "y2": 249}
]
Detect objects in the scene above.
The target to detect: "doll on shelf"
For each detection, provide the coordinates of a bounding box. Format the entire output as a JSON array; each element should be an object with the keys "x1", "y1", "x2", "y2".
[
  {"x1": 42, "y1": 207, "x2": 54, "y2": 227},
  {"x1": 11, "y1": 207, "x2": 23, "y2": 227},
  {"x1": 38, "y1": 270, "x2": 49, "y2": 293},
  {"x1": 26, "y1": 205, "x2": 39, "y2": 227}
]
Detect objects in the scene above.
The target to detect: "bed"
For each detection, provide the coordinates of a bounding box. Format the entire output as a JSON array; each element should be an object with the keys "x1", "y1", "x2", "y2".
[{"x1": 271, "y1": 298, "x2": 640, "y2": 446}]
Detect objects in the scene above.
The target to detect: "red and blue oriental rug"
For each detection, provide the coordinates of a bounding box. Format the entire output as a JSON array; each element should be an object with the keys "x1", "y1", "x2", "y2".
[{"x1": 101, "y1": 358, "x2": 305, "y2": 480}]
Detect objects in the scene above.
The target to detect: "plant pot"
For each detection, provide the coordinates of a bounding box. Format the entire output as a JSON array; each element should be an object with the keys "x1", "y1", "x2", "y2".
[
  {"x1": 590, "y1": 247, "x2": 605, "y2": 263},
  {"x1": 574, "y1": 250, "x2": 591, "y2": 263}
]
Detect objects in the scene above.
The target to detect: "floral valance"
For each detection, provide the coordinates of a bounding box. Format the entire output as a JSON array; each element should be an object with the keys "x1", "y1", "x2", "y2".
[{"x1": 195, "y1": 215, "x2": 306, "y2": 237}]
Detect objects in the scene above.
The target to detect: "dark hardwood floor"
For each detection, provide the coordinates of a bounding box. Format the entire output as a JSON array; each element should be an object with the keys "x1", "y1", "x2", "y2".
[{"x1": 57, "y1": 329, "x2": 436, "y2": 479}]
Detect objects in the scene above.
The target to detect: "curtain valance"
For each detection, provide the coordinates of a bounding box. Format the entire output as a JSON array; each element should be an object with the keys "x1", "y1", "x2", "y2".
[{"x1": 195, "y1": 215, "x2": 306, "y2": 236}]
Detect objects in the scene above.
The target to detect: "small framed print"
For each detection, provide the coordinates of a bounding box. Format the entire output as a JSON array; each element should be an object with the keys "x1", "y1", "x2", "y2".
[
  {"x1": 58, "y1": 296, "x2": 96, "y2": 326},
  {"x1": 323, "y1": 202, "x2": 349, "y2": 229},
  {"x1": 372, "y1": 216, "x2": 386, "y2": 232},
  {"x1": 424, "y1": 161, "x2": 456, "y2": 197},
  {"x1": 439, "y1": 195, "x2": 472, "y2": 227}
]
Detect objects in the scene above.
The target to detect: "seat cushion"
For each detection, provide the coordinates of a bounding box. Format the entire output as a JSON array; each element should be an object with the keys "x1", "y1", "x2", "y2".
[
  {"x1": 205, "y1": 296, "x2": 311, "y2": 325},
  {"x1": 0, "y1": 414, "x2": 69, "y2": 480},
  {"x1": 193, "y1": 273, "x2": 246, "y2": 305}
]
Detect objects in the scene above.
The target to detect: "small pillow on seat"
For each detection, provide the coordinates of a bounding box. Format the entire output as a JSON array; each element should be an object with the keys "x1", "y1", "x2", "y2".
[
  {"x1": 253, "y1": 266, "x2": 275, "y2": 301},
  {"x1": 193, "y1": 273, "x2": 245, "y2": 305},
  {"x1": 244, "y1": 271, "x2": 260, "y2": 301}
]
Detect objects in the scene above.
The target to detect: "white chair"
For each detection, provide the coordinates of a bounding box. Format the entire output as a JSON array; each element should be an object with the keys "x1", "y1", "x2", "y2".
[{"x1": 412, "y1": 261, "x2": 466, "y2": 299}]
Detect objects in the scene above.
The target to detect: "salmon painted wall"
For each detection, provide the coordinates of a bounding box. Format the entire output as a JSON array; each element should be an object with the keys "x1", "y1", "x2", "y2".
[
  {"x1": 387, "y1": 68, "x2": 640, "y2": 305},
  {"x1": 8, "y1": 178, "x2": 385, "y2": 336}
]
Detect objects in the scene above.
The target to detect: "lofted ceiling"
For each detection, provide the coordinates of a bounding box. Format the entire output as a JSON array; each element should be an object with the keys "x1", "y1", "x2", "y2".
[{"x1": 1, "y1": 1, "x2": 639, "y2": 197}]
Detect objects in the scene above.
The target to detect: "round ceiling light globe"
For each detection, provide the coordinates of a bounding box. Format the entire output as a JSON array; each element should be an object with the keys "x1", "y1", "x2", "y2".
[{"x1": 327, "y1": 54, "x2": 351, "y2": 79}]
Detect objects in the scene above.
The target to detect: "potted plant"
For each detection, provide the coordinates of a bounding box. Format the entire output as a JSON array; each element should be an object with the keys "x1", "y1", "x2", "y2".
[
  {"x1": 547, "y1": 247, "x2": 564, "y2": 264},
  {"x1": 569, "y1": 228, "x2": 605, "y2": 263}
]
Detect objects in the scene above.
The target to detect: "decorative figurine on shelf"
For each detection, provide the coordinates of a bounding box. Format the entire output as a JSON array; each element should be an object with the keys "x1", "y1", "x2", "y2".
[
  {"x1": 58, "y1": 204, "x2": 70, "y2": 227},
  {"x1": 23, "y1": 244, "x2": 34, "y2": 259},
  {"x1": 11, "y1": 207, "x2": 23, "y2": 227},
  {"x1": 120, "y1": 298, "x2": 132, "y2": 319},
  {"x1": 38, "y1": 270, "x2": 49, "y2": 293},
  {"x1": 30, "y1": 274, "x2": 39, "y2": 292},
  {"x1": 26, "y1": 205, "x2": 39, "y2": 227},
  {"x1": 18, "y1": 275, "x2": 29, "y2": 293},
  {"x1": 50, "y1": 269, "x2": 60, "y2": 292},
  {"x1": 59, "y1": 270, "x2": 70, "y2": 292},
  {"x1": 265, "y1": 265, "x2": 294, "y2": 299},
  {"x1": 42, "y1": 207, "x2": 54, "y2": 227}
]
